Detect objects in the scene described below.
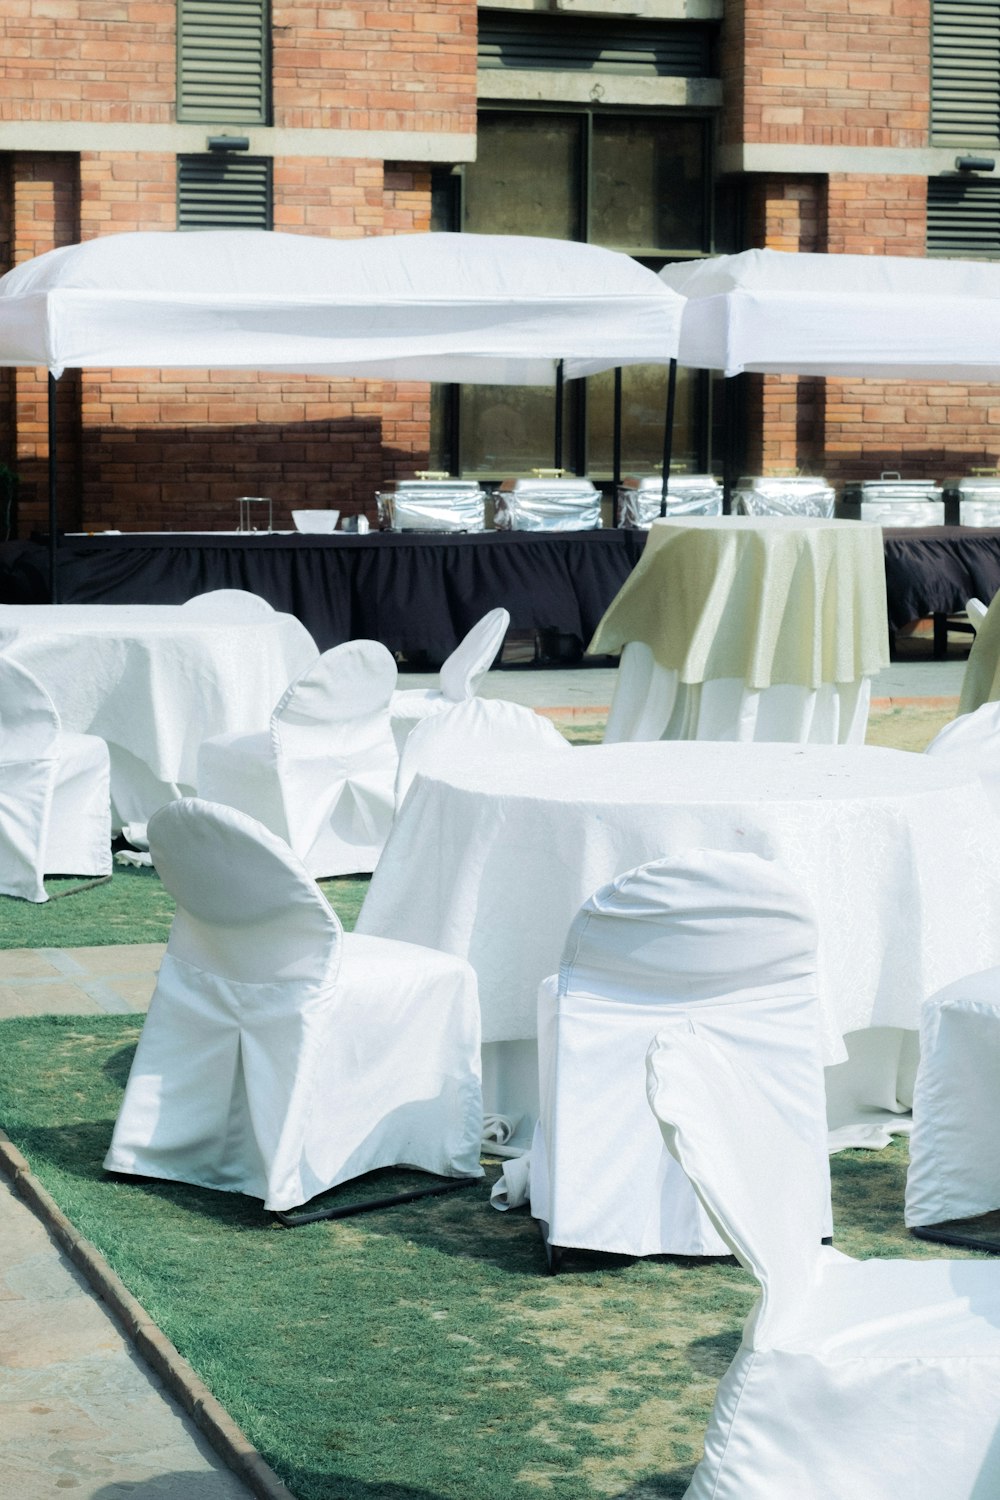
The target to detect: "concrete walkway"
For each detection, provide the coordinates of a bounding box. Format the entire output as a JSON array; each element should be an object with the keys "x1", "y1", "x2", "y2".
[{"x1": 0, "y1": 651, "x2": 969, "y2": 1498}]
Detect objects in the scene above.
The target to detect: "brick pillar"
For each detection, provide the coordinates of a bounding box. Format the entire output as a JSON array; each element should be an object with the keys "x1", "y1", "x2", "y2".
[{"x1": 10, "y1": 155, "x2": 82, "y2": 535}]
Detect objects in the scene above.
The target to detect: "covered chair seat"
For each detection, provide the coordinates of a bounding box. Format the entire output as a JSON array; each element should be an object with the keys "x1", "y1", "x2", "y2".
[
  {"x1": 0, "y1": 657, "x2": 111, "y2": 902},
  {"x1": 197, "y1": 639, "x2": 398, "y2": 876},
  {"x1": 905, "y1": 966, "x2": 1000, "y2": 1241},
  {"x1": 647, "y1": 1006, "x2": 1000, "y2": 1500},
  {"x1": 389, "y1": 607, "x2": 510, "y2": 753},
  {"x1": 104, "y1": 798, "x2": 484, "y2": 1213},
  {"x1": 530, "y1": 849, "x2": 832, "y2": 1264}
]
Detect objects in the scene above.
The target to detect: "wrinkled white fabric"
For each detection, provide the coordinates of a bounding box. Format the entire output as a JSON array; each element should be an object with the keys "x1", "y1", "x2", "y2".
[
  {"x1": 590, "y1": 516, "x2": 888, "y2": 694},
  {"x1": 0, "y1": 230, "x2": 683, "y2": 384},
  {"x1": 393, "y1": 696, "x2": 570, "y2": 811},
  {"x1": 925, "y1": 700, "x2": 1000, "y2": 815},
  {"x1": 661, "y1": 247, "x2": 1000, "y2": 380},
  {"x1": 0, "y1": 604, "x2": 318, "y2": 827},
  {"x1": 530, "y1": 851, "x2": 830, "y2": 1258},
  {"x1": 104, "y1": 798, "x2": 483, "y2": 1212},
  {"x1": 604, "y1": 641, "x2": 872, "y2": 745},
  {"x1": 905, "y1": 967, "x2": 1000, "y2": 1227},
  {"x1": 647, "y1": 1013, "x2": 1000, "y2": 1500},
  {"x1": 0, "y1": 657, "x2": 110, "y2": 902},
  {"x1": 198, "y1": 640, "x2": 398, "y2": 877},
  {"x1": 359, "y1": 740, "x2": 1000, "y2": 1054},
  {"x1": 180, "y1": 589, "x2": 275, "y2": 619},
  {"x1": 390, "y1": 608, "x2": 510, "y2": 753}
]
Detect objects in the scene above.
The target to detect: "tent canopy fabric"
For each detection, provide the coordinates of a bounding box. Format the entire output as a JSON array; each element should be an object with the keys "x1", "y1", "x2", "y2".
[
  {"x1": 0, "y1": 229, "x2": 683, "y2": 384},
  {"x1": 660, "y1": 248, "x2": 1000, "y2": 380}
]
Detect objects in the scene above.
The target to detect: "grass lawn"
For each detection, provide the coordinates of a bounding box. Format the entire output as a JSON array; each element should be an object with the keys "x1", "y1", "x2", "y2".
[
  {"x1": 0, "y1": 696, "x2": 971, "y2": 1498},
  {"x1": 0, "y1": 1014, "x2": 982, "y2": 1500}
]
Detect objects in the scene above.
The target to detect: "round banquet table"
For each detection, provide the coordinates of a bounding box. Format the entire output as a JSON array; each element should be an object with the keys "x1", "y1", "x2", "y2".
[
  {"x1": 0, "y1": 604, "x2": 319, "y2": 827},
  {"x1": 589, "y1": 516, "x2": 890, "y2": 744},
  {"x1": 357, "y1": 740, "x2": 1000, "y2": 1145}
]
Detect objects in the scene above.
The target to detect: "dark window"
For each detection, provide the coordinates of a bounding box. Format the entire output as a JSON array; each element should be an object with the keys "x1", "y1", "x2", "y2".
[{"x1": 431, "y1": 109, "x2": 712, "y2": 479}]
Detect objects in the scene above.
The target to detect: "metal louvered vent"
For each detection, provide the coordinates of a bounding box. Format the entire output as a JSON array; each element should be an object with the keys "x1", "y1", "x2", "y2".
[
  {"x1": 177, "y1": 154, "x2": 272, "y2": 230},
  {"x1": 928, "y1": 175, "x2": 1000, "y2": 255},
  {"x1": 932, "y1": 0, "x2": 1000, "y2": 144},
  {"x1": 178, "y1": 0, "x2": 270, "y2": 123},
  {"x1": 477, "y1": 13, "x2": 714, "y2": 77}
]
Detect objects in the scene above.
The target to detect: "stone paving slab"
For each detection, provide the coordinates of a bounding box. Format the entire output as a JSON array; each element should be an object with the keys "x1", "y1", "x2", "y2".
[{"x1": 0, "y1": 1175, "x2": 254, "y2": 1499}]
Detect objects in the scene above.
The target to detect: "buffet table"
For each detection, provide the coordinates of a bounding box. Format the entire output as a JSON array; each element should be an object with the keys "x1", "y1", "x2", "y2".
[{"x1": 2, "y1": 525, "x2": 998, "y2": 658}]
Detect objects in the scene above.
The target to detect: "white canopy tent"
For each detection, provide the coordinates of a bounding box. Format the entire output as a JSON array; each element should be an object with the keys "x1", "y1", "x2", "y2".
[
  {"x1": 659, "y1": 247, "x2": 1000, "y2": 379},
  {"x1": 0, "y1": 228, "x2": 682, "y2": 384},
  {"x1": 0, "y1": 229, "x2": 685, "y2": 595}
]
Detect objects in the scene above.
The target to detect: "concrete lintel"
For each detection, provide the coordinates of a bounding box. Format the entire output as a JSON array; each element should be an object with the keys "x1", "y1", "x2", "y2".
[
  {"x1": 477, "y1": 71, "x2": 721, "y2": 106},
  {"x1": 718, "y1": 142, "x2": 987, "y2": 177},
  {"x1": 0, "y1": 121, "x2": 477, "y2": 163}
]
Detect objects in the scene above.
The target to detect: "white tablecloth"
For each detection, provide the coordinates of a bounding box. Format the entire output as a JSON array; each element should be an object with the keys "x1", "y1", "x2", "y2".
[
  {"x1": 358, "y1": 741, "x2": 1000, "y2": 1140},
  {"x1": 0, "y1": 605, "x2": 318, "y2": 826}
]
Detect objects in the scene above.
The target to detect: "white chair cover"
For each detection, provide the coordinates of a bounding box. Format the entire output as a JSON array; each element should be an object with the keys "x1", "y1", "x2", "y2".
[
  {"x1": 647, "y1": 1011, "x2": 1000, "y2": 1500},
  {"x1": 604, "y1": 640, "x2": 872, "y2": 744},
  {"x1": 197, "y1": 640, "x2": 398, "y2": 876},
  {"x1": 530, "y1": 849, "x2": 831, "y2": 1258},
  {"x1": 967, "y1": 596, "x2": 989, "y2": 630},
  {"x1": 104, "y1": 798, "x2": 483, "y2": 1211},
  {"x1": 181, "y1": 589, "x2": 275, "y2": 619},
  {"x1": 905, "y1": 966, "x2": 1000, "y2": 1228},
  {"x1": 0, "y1": 657, "x2": 110, "y2": 902},
  {"x1": 394, "y1": 695, "x2": 570, "y2": 809},
  {"x1": 389, "y1": 608, "x2": 511, "y2": 753},
  {"x1": 925, "y1": 699, "x2": 1000, "y2": 816}
]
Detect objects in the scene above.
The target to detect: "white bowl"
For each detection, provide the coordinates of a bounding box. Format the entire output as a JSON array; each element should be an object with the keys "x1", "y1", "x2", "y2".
[{"x1": 292, "y1": 509, "x2": 341, "y2": 534}]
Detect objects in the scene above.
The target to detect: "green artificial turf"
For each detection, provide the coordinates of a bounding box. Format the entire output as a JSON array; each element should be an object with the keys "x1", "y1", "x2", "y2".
[{"x1": 0, "y1": 1015, "x2": 984, "y2": 1500}]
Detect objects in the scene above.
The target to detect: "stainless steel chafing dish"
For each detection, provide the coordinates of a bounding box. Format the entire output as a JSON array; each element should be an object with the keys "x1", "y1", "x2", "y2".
[
  {"x1": 493, "y1": 471, "x2": 602, "y2": 532},
  {"x1": 944, "y1": 475, "x2": 1000, "y2": 528},
  {"x1": 837, "y1": 473, "x2": 945, "y2": 527},
  {"x1": 733, "y1": 475, "x2": 835, "y2": 519},
  {"x1": 617, "y1": 474, "x2": 722, "y2": 528},
  {"x1": 376, "y1": 473, "x2": 487, "y2": 533}
]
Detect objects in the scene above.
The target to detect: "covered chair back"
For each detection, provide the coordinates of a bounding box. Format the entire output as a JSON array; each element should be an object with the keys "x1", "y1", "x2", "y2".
[
  {"x1": 531, "y1": 848, "x2": 830, "y2": 1262},
  {"x1": 647, "y1": 1000, "x2": 831, "y2": 1343},
  {"x1": 395, "y1": 695, "x2": 569, "y2": 807},
  {"x1": 925, "y1": 700, "x2": 1000, "y2": 816},
  {"x1": 181, "y1": 589, "x2": 275, "y2": 619},
  {"x1": 197, "y1": 640, "x2": 398, "y2": 876},
  {"x1": 438, "y1": 607, "x2": 510, "y2": 701},
  {"x1": 105, "y1": 797, "x2": 484, "y2": 1212}
]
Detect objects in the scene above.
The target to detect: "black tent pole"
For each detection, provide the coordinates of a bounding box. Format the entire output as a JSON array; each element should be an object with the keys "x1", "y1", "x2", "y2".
[
  {"x1": 554, "y1": 359, "x2": 564, "y2": 471},
  {"x1": 48, "y1": 372, "x2": 59, "y2": 603},
  {"x1": 659, "y1": 357, "x2": 677, "y2": 518},
  {"x1": 612, "y1": 367, "x2": 622, "y2": 490}
]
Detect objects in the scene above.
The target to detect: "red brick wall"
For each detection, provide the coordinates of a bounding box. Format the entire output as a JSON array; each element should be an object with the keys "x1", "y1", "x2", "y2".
[
  {"x1": 1, "y1": 1, "x2": 470, "y2": 536},
  {"x1": 271, "y1": 0, "x2": 477, "y2": 138},
  {"x1": 0, "y1": 1, "x2": 176, "y2": 124},
  {"x1": 724, "y1": 0, "x2": 930, "y2": 148}
]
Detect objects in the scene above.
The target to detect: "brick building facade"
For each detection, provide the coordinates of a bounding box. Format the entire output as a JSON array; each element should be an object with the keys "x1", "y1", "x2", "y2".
[{"x1": 1, "y1": 0, "x2": 998, "y2": 531}]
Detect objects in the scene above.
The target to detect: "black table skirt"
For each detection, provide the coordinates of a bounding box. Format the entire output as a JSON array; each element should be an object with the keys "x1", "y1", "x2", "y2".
[
  {"x1": 0, "y1": 530, "x2": 648, "y2": 657},
  {"x1": 3, "y1": 525, "x2": 998, "y2": 655}
]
